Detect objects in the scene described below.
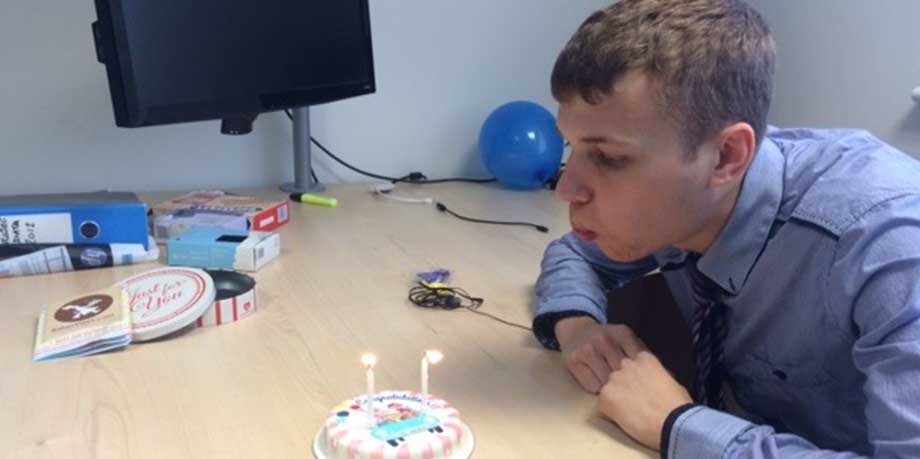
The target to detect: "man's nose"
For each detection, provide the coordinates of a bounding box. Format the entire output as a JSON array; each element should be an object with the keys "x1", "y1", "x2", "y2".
[{"x1": 555, "y1": 161, "x2": 591, "y2": 205}]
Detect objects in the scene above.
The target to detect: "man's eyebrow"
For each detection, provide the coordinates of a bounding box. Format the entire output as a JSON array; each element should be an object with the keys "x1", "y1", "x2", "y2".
[{"x1": 579, "y1": 136, "x2": 637, "y2": 148}]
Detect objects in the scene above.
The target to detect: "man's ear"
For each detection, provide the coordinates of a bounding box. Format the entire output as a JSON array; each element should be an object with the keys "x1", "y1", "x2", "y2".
[{"x1": 709, "y1": 123, "x2": 757, "y2": 188}]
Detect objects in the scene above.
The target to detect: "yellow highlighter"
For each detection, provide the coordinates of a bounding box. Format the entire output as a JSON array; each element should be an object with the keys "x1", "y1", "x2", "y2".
[{"x1": 289, "y1": 193, "x2": 338, "y2": 208}]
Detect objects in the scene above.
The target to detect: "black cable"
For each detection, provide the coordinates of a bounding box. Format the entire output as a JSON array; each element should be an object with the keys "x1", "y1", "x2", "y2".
[
  {"x1": 282, "y1": 109, "x2": 496, "y2": 185},
  {"x1": 374, "y1": 188, "x2": 550, "y2": 233},
  {"x1": 464, "y1": 307, "x2": 534, "y2": 332},
  {"x1": 408, "y1": 283, "x2": 532, "y2": 332},
  {"x1": 410, "y1": 284, "x2": 483, "y2": 309},
  {"x1": 283, "y1": 109, "x2": 550, "y2": 232},
  {"x1": 435, "y1": 202, "x2": 549, "y2": 233},
  {"x1": 309, "y1": 135, "x2": 414, "y2": 182},
  {"x1": 404, "y1": 175, "x2": 498, "y2": 185}
]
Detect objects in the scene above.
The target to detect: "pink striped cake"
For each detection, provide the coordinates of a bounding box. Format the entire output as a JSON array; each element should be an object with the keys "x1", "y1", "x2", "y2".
[{"x1": 317, "y1": 391, "x2": 472, "y2": 459}]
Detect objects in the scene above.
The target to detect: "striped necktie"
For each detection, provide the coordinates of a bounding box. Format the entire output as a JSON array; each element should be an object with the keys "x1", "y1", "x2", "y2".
[{"x1": 684, "y1": 255, "x2": 729, "y2": 409}]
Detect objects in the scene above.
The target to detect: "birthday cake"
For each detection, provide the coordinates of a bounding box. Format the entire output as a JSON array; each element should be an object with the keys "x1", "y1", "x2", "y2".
[{"x1": 313, "y1": 391, "x2": 474, "y2": 459}]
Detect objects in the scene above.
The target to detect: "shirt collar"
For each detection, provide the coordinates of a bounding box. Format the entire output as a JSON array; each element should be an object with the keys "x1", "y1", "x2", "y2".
[{"x1": 696, "y1": 137, "x2": 785, "y2": 295}]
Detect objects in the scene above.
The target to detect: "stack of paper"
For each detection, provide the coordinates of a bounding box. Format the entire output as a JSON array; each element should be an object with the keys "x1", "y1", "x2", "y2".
[{"x1": 32, "y1": 285, "x2": 132, "y2": 362}]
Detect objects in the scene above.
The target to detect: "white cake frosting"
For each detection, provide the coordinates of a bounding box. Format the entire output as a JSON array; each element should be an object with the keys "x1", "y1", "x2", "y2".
[{"x1": 317, "y1": 391, "x2": 472, "y2": 459}]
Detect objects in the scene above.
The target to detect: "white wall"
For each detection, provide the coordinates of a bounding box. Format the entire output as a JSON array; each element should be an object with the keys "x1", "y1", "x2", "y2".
[
  {"x1": 748, "y1": 0, "x2": 920, "y2": 155},
  {"x1": 0, "y1": 1, "x2": 607, "y2": 195}
]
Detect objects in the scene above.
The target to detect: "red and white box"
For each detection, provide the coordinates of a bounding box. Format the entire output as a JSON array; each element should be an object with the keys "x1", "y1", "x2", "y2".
[
  {"x1": 196, "y1": 283, "x2": 257, "y2": 327},
  {"x1": 150, "y1": 191, "x2": 290, "y2": 241},
  {"x1": 119, "y1": 267, "x2": 216, "y2": 341},
  {"x1": 196, "y1": 270, "x2": 258, "y2": 327},
  {"x1": 119, "y1": 268, "x2": 258, "y2": 336}
]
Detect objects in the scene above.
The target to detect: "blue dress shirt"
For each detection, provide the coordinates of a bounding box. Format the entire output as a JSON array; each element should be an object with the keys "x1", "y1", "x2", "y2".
[{"x1": 534, "y1": 127, "x2": 920, "y2": 458}]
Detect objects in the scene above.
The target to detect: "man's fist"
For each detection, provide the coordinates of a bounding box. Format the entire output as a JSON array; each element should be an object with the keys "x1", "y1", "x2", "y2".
[
  {"x1": 555, "y1": 317, "x2": 646, "y2": 393},
  {"x1": 598, "y1": 351, "x2": 693, "y2": 450}
]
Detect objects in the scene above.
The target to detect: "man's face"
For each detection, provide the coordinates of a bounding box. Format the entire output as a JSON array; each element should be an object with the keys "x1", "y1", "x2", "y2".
[{"x1": 556, "y1": 70, "x2": 721, "y2": 262}]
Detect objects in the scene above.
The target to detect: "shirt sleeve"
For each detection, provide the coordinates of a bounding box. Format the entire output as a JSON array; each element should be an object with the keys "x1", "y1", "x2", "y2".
[
  {"x1": 666, "y1": 195, "x2": 920, "y2": 459},
  {"x1": 664, "y1": 406, "x2": 866, "y2": 459},
  {"x1": 533, "y1": 232, "x2": 657, "y2": 349},
  {"x1": 832, "y1": 195, "x2": 920, "y2": 458}
]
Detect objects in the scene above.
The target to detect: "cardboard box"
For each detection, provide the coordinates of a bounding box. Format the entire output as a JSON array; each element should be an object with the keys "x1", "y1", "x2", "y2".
[
  {"x1": 167, "y1": 228, "x2": 281, "y2": 272},
  {"x1": 152, "y1": 210, "x2": 249, "y2": 242},
  {"x1": 151, "y1": 191, "x2": 289, "y2": 241}
]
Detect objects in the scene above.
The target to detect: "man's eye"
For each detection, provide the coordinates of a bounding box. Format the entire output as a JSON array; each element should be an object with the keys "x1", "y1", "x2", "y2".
[{"x1": 590, "y1": 152, "x2": 630, "y2": 170}]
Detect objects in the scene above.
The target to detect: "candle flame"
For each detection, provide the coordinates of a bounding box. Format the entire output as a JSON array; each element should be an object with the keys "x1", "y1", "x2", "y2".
[
  {"x1": 425, "y1": 350, "x2": 444, "y2": 364},
  {"x1": 361, "y1": 353, "x2": 377, "y2": 368}
]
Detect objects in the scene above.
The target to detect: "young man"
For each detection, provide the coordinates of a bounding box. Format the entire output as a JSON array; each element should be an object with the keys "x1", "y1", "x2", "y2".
[{"x1": 532, "y1": 1, "x2": 920, "y2": 458}]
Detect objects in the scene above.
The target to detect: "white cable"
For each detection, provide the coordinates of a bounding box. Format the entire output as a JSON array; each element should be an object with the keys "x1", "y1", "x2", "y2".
[
  {"x1": 378, "y1": 193, "x2": 434, "y2": 205},
  {"x1": 370, "y1": 183, "x2": 434, "y2": 205}
]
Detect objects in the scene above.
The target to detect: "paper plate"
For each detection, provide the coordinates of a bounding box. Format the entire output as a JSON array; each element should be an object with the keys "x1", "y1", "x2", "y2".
[{"x1": 119, "y1": 267, "x2": 216, "y2": 341}]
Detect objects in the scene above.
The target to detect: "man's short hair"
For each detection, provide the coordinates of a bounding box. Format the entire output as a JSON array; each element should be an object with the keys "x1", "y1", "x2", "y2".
[{"x1": 551, "y1": 0, "x2": 776, "y2": 152}]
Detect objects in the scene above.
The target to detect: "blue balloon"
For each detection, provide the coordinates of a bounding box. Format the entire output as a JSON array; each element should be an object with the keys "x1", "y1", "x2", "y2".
[{"x1": 479, "y1": 101, "x2": 564, "y2": 190}]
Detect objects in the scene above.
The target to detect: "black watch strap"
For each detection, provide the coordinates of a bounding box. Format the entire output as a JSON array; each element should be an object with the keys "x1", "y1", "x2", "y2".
[{"x1": 660, "y1": 403, "x2": 698, "y2": 459}]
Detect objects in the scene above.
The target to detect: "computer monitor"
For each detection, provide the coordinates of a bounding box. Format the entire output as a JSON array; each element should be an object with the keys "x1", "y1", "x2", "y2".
[{"x1": 91, "y1": 0, "x2": 376, "y2": 192}]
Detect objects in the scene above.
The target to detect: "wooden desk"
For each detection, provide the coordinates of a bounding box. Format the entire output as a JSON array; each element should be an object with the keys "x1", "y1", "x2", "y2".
[{"x1": 0, "y1": 183, "x2": 654, "y2": 459}]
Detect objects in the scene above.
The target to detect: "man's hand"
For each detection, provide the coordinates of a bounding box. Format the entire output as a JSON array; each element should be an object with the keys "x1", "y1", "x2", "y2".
[
  {"x1": 555, "y1": 317, "x2": 646, "y2": 393},
  {"x1": 598, "y1": 351, "x2": 693, "y2": 451}
]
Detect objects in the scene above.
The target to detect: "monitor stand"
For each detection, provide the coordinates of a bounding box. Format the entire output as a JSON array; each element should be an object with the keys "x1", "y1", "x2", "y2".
[{"x1": 281, "y1": 107, "x2": 325, "y2": 193}]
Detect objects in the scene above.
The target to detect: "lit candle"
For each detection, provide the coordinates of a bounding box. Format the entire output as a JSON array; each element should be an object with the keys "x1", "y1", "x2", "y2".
[
  {"x1": 361, "y1": 353, "x2": 377, "y2": 424},
  {"x1": 420, "y1": 350, "x2": 443, "y2": 408}
]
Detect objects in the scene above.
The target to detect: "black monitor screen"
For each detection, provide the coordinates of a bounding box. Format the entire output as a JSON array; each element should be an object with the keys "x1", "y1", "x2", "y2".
[{"x1": 93, "y1": 0, "x2": 375, "y2": 127}]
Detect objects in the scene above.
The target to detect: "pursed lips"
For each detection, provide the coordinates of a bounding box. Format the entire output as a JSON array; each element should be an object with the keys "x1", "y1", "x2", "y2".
[{"x1": 569, "y1": 218, "x2": 598, "y2": 242}]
